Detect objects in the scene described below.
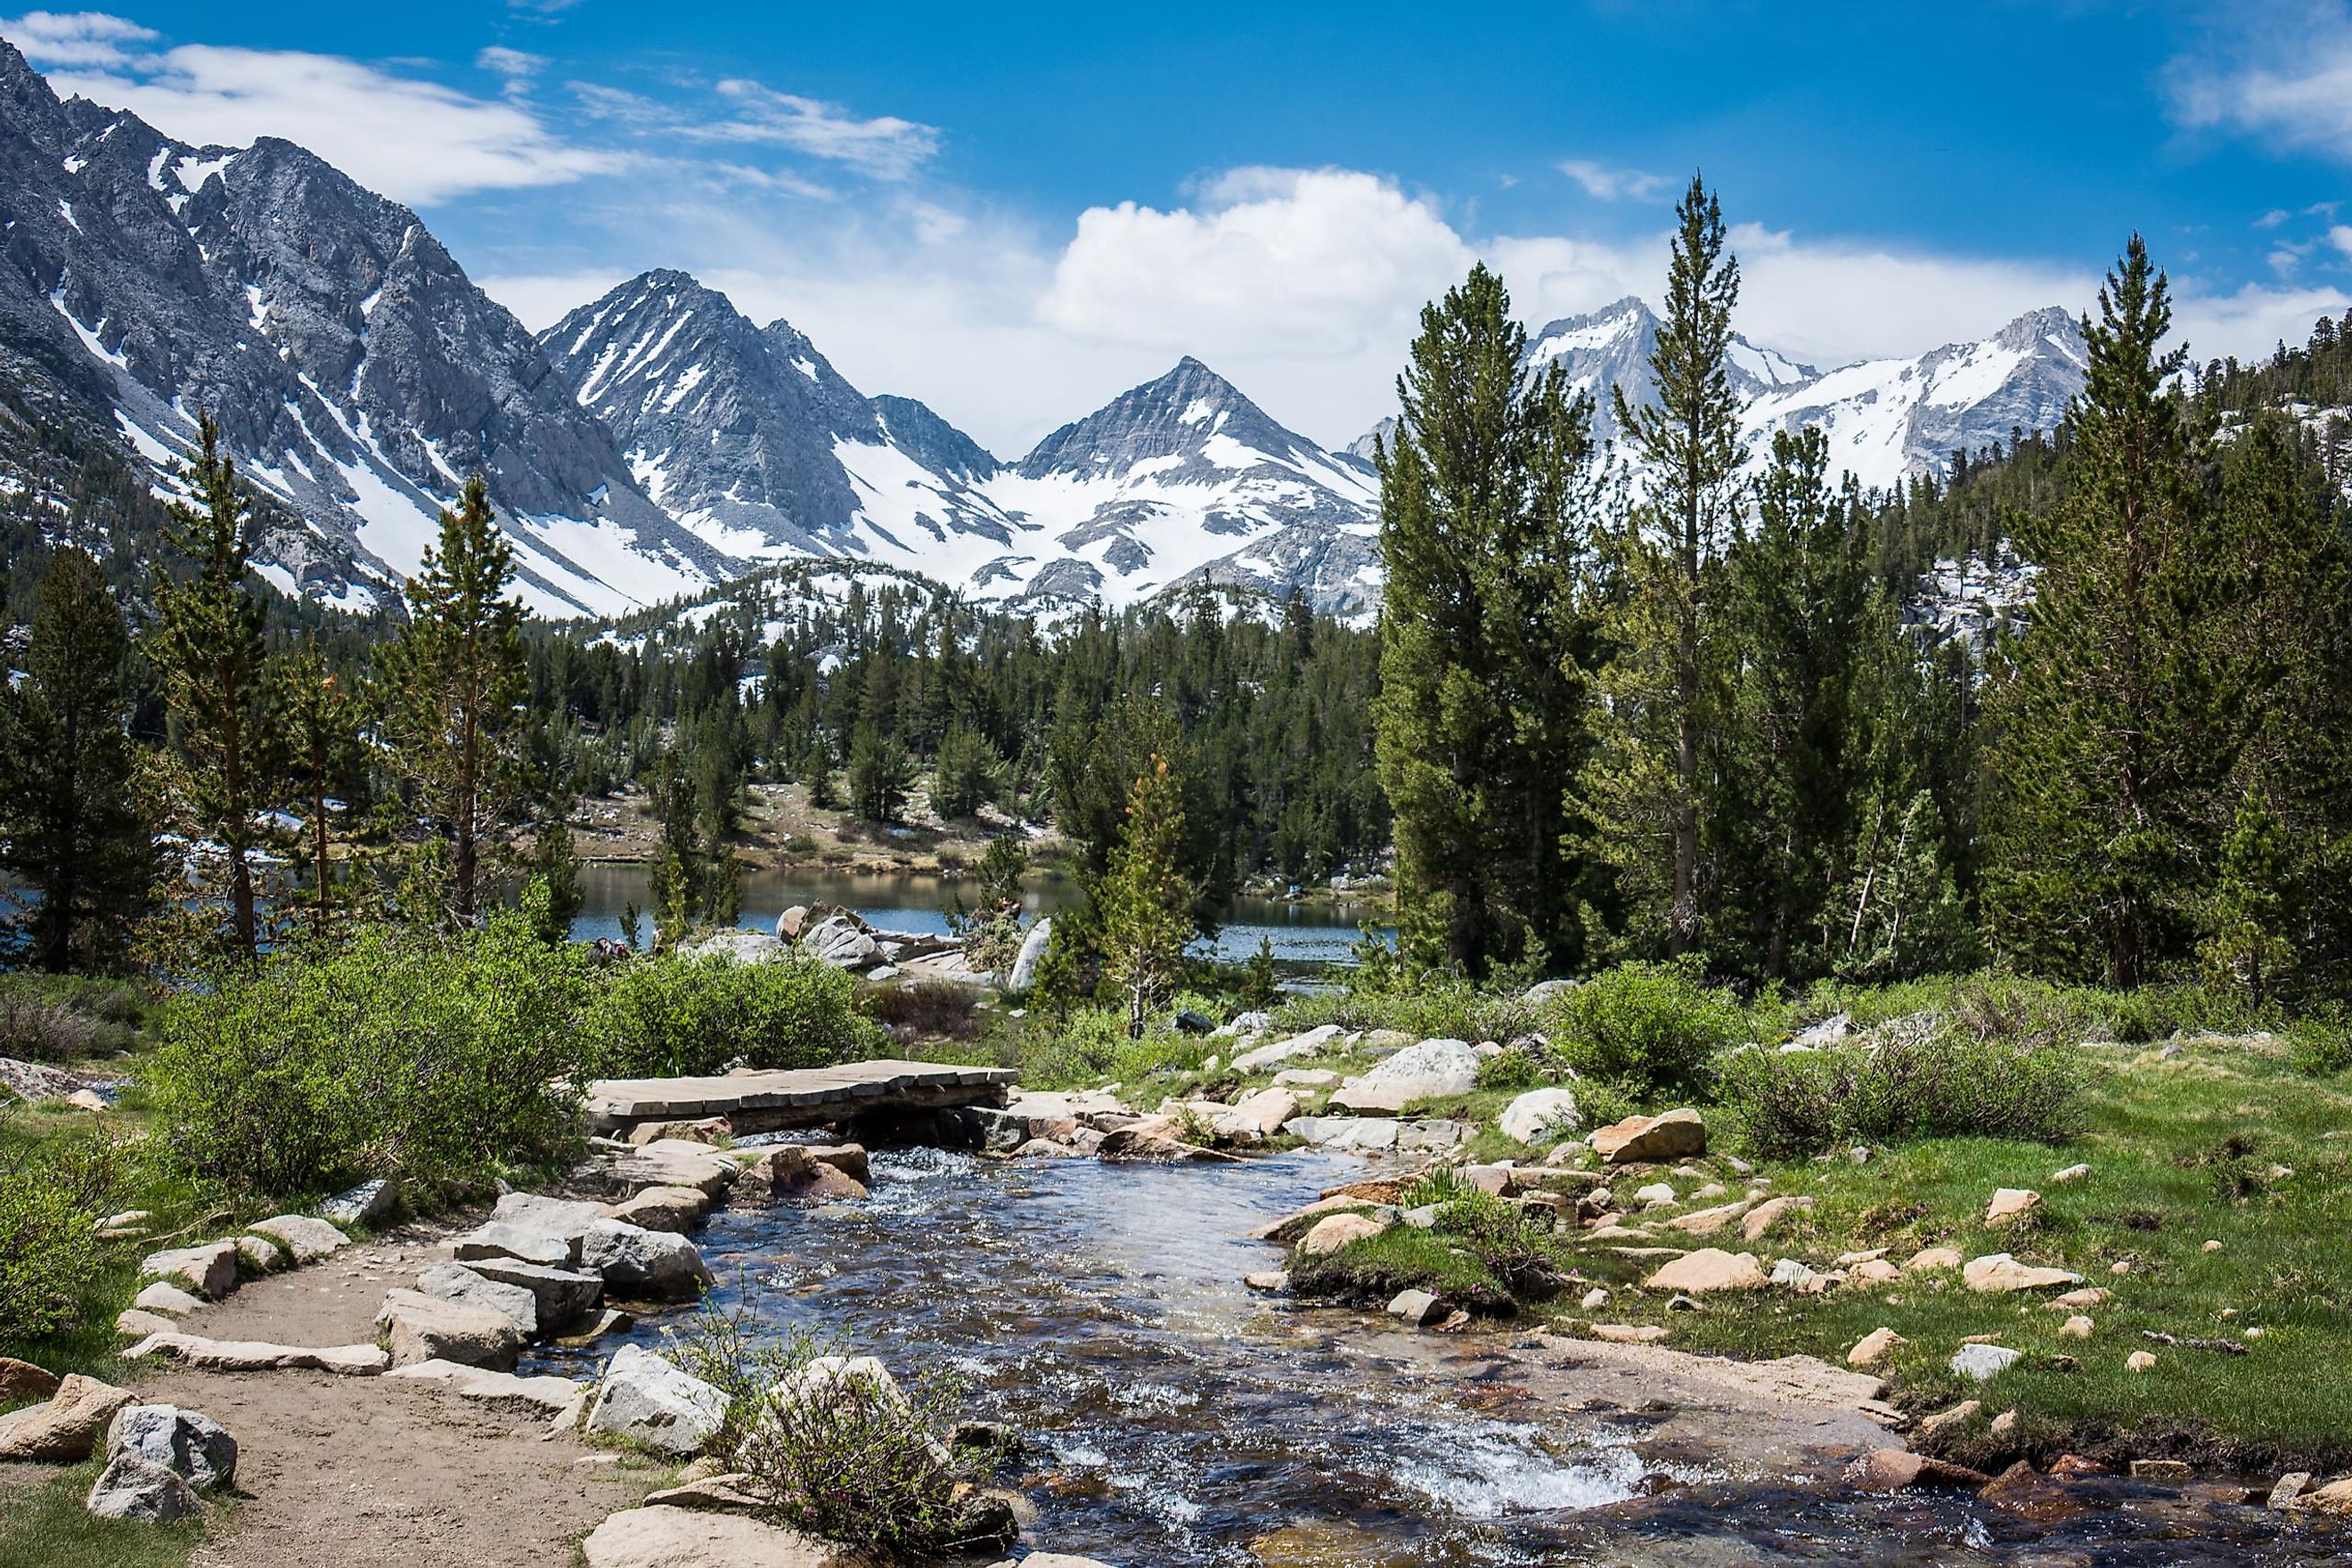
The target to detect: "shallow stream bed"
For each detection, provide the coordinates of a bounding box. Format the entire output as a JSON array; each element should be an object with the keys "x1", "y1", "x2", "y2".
[{"x1": 539, "y1": 1147, "x2": 2347, "y2": 1565}]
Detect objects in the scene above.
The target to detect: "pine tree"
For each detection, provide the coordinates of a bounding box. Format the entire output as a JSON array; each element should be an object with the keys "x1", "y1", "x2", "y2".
[
  {"x1": 2199, "y1": 791, "x2": 2296, "y2": 1006},
  {"x1": 1839, "y1": 788, "x2": 1978, "y2": 981},
  {"x1": 847, "y1": 723, "x2": 915, "y2": 823},
  {"x1": 274, "y1": 641, "x2": 359, "y2": 942},
  {"x1": 1098, "y1": 756, "x2": 1196, "y2": 1037},
  {"x1": 1580, "y1": 175, "x2": 1748, "y2": 959},
  {"x1": 151, "y1": 414, "x2": 275, "y2": 960},
  {"x1": 930, "y1": 723, "x2": 1000, "y2": 819},
  {"x1": 1984, "y1": 238, "x2": 2210, "y2": 986},
  {"x1": 0, "y1": 549, "x2": 150, "y2": 968},
  {"x1": 1712, "y1": 429, "x2": 1884, "y2": 977},
  {"x1": 1374, "y1": 261, "x2": 1600, "y2": 977},
  {"x1": 380, "y1": 475, "x2": 529, "y2": 927}
]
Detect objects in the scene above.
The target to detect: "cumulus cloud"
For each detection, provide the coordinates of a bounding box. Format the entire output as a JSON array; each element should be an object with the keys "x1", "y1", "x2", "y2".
[
  {"x1": 1556, "y1": 158, "x2": 1671, "y2": 201},
  {"x1": 2167, "y1": 3, "x2": 2352, "y2": 161}
]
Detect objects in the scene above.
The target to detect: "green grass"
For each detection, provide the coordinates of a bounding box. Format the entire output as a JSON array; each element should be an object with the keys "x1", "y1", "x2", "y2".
[
  {"x1": 0, "y1": 1459, "x2": 220, "y2": 1568},
  {"x1": 1531, "y1": 1033, "x2": 2352, "y2": 1467}
]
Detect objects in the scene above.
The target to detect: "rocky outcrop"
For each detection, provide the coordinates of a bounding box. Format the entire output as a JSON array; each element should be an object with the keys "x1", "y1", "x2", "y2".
[{"x1": 1331, "y1": 1039, "x2": 1480, "y2": 1114}]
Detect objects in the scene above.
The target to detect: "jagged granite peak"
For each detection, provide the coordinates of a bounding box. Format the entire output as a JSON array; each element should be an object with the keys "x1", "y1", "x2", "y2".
[
  {"x1": 543, "y1": 267, "x2": 1022, "y2": 572},
  {"x1": 0, "y1": 37, "x2": 724, "y2": 616},
  {"x1": 1744, "y1": 306, "x2": 2088, "y2": 488},
  {"x1": 1525, "y1": 296, "x2": 1817, "y2": 444},
  {"x1": 986, "y1": 356, "x2": 1381, "y2": 617}
]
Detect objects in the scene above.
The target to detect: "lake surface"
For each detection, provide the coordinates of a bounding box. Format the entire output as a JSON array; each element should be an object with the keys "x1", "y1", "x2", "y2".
[
  {"x1": 534, "y1": 1147, "x2": 2341, "y2": 1566},
  {"x1": 571, "y1": 862, "x2": 1389, "y2": 966}
]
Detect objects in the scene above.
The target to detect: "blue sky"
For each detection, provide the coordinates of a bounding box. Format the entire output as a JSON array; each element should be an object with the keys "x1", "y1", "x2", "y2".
[{"x1": 8, "y1": 1, "x2": 2351, "y2": 451}]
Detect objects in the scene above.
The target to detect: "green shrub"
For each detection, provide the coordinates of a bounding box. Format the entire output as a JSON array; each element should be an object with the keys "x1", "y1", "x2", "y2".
[
  {"x1": 1011, "y1": 1007, "x2": 1211, "y2": 1089},
  {"x1": 0, "y1": 1124, "x2": 123, "y2": 1344},
  {"x1": 1542, "y1": 961, "x2": 1744, "y2": 1097},
  {"x1": 589, "y1": 951, "x2": 886, "y2": 1078},
  {"x1": 1272, "y1": 975, "x2": 1531, "y2": 1045},
  {"x1": 1475, "y1": 1044, "x2": 1542, "y2": 1090},
  {"x1": 148, "y1": 890, "x2": 594, "y2": 1199},
  {"x1": 672, "y1": 1305, "x2": 992, "y2": 1556},
  {"x1": 2289, "y1": 1005, "x2": 2352, "y2": 1076},
  {"x1": 0, "y1": 976, "x2": 145, "y2": 1063},
  {"x1": 1721, "y1": 1023, "x2": 2088, "y2": 1159},
  {"x1": 1294, "y1": 1180, "x2": 1576, "y2": 1312}
]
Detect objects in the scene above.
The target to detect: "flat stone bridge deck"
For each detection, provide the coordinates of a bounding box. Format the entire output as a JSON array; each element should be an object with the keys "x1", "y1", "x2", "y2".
[{"x1": 584, "y1": 1058, "x2": 1017, "y2": 1135}]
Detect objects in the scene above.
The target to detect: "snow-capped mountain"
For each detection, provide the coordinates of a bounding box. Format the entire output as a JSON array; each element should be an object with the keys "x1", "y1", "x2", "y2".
[
  {"x1": 1521, "y1": 296, "x2": 2087, "y2": 492},
  {"x1": 547, "y1": 273, "x2": 1385, "y2": 618},
  {"x1": 990, "y1": 356, "x2": 1382, "y2": 617},
  {"x1": 543, "y1": 271, "x2": 1025, "y2": 584},
  {"x1": 1743, "y1": 307, "x2": 2087, "y2": 490},
  {"x1": 0, "y1": 38, "x2": 723, "y2": 617}
]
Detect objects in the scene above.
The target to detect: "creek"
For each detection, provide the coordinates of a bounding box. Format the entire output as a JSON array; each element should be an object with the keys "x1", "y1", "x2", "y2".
[{"x1": 533, "y1": 1147, "x2": 2343, "y2": 1565}]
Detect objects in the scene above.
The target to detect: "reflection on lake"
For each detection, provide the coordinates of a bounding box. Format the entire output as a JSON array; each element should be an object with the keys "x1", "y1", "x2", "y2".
[{"x1": 570, "y1": 862, "x2": 1390, "y2": 965}]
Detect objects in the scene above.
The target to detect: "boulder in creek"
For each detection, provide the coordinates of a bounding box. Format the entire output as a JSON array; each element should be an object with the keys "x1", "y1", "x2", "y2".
[
  {"x1": 376, "y1": 1289, "x2": 524, "y2": 1371},
  {"x1": 0, "y1": 1357, "x2": 59, "y2": 1405},
  {"x1": 0, "y1": 1373, "x2": 138, "y2": 1460},
  {"x1": 139, "y1": 1241, "x2": 239, "y2": 1300},
  {"x1": 806, "y1": 1143, "x2": 870, "y2": 1184},
  {"x1": 604, "y1": 1185, "x2": 712, "y2": 1234},
  {"x1": 1845, "y1": 1450, "x2": 1992, "y2": 1491},
  {"x1": 1979, "y1": 1461, "x2": 2091, "y2": 1522},
  {"x1": 1213, "y1": 1088, "x2": 1299, "y2": 1140},
  {"x1": 1295, "y1": 1212, "x2": 1392, "y2": 1257},
  {"x1": 580, "y1": 1220, "x2": 714, "y2": 1302},
  {"x1": 1095, "y1": 1126, "x2": 1232, "y2": 1163},
  {"x1": 1590, "y1": 1107, "x2": 1708, "y2": 1166},
  {"x1": 581, "y1": 1505, "x2": 873, "y2": 1567},
  {"x1": 1963, "y1": 1254, "x2": 2083, "y2": 1293},
  {"x1": 1330, "y1": 1039, "x2": 1482, "y2": 1114},
  {"x1": 610, "y1": 1142, "x2": 741, "y2": 1201},
  {"x1": 84, "y1": 1453, "x2": 200, "y2": 1522},
  {"x1": 2299, "y1": 1478, "x2": 2352, "y2": 1516},
  {"x1": 584, "y1": 1346, "x2": 730, "y2": 1458},
  {"x1": 1642, "y1": 1249, "x2": 1765, "y2": 1294},
  {"x1": 248, "y1": 1213, "x2": 351, "y2": 1263},
  {"x1": 740, "y1": 1146, "x2": 869, "y2": 1205},
  {"x1": 417, "y1": 1262, "x2": 542, "y2": 1335},
  {"x1": 105, "y1": 1404, "x2": 236, "y2": 1491},
  {"x1": 1386, "y1": 1289, "x2": 1443, "y2": 1327},
  {"x1": 453, "y1": 1257, "x2": 604, "y2": 1332},
  {"x1": 1497, "y1": 1088, "x2": 1582, "y2": 1146}
]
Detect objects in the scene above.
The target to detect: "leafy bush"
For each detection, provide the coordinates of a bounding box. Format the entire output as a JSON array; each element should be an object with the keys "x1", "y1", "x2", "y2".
[
  {"x1": 2290, "y1": 1005, "x2": 2352, "y2": 1076},
  {"x1": 1475, "y1": 1044, "x2": 1543, "y2": 1090},
  {"x1": 0, "y1": 976, "x2": 145, "y2": 1063},
  {"x1": 148, "y1": 889, "x2": 594, "y2": 1199},
  {"x1": 673, "y1": 1305, "x2": 992, "y2": 1556},
  {"x1": 1541, "y1": 961, "x2": 1744, "y2": 1097},
  {"x1": 1721, "y1": 1022, "x2": 2089, "y2": 1158},
  {"x1": 1273, "y1": 974, "x2": 1531, "y2": 1045},
  {"x1": 589, "y1": 951, "x2": 886, "y2": 1078},
  {"x1": 0, "y1": 1123, "x2": 124, "y2": 1344},
  {"x1": 1012, "y1": 1007, "x2": 1209, "y2": 1089}
]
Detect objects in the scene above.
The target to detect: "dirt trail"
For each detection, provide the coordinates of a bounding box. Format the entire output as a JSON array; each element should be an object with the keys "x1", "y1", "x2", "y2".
[{"x1": 115, "y1": 1219, "x2": 663, "y2": 1568}]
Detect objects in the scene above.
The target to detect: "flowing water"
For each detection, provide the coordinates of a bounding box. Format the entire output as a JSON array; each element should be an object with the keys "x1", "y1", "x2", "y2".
[
  {"x1": 535, "y1": 1147, "x2": 2346, "y2": 1565},
  {"x1": 569, "y1": 862, "x2": 1389, "y2": 966}
]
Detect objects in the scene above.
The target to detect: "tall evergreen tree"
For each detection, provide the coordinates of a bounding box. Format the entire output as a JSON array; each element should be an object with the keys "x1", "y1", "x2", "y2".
[
  {"x1": 151, "y1": 414, "x2": 275, "y2": 960},
  {"x1": 1984, "y1": 238, "x2": 2211, "y2": 986},
  {"x1": 1579, "y1": 175, "x2": 1747, "y2": 958},
  {"x1": 0, "y1": 550, "x2": 150, "y2": 968},
  {"x1": 1374, "y1": 261, "x2": 1600, "y2": 977},
  {"x1": 1098, "y1": 755, "x2": 1196, "y2": 1037},
  {"x1": 380, "y1": 474, "x2": 529, "y2": 927},
  {"x1": 274, "y1": 641, "x2": 360, "y2": 942}
]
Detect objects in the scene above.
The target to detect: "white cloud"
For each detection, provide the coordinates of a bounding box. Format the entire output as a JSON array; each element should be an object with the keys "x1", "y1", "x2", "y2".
[
  {"x1": 694, "y1": 80, "x2": 938, "y2": 180},
  {"x1": 2173, "y1": 279, "x2": 2351, "y2": 362},
  {"x1": 41, "y1": 31, "x2": 617, "y2": 203},
  {"x1": 2167, "y1": 4, "x2": 2352, "y2": 162},
  {"x1": 1556, "y1": 158, "x2": 1670, "y2": 201},
  {"x1": 0, "y1": 10, "x2": 153, "y2": 68},
  {"x1": 477, "y1": 45, "x2": 545, "y2": 89}
]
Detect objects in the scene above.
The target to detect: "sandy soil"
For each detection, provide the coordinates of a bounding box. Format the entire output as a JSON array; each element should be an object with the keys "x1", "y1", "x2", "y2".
[{"x1": 111, "y1": 1219, "x2": 665, "y2": 1568}]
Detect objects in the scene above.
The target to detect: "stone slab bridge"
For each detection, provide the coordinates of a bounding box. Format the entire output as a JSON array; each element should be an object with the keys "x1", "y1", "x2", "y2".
[{"x1": 584, "y1": 1059, "x2": 1017, "y2": 1138}]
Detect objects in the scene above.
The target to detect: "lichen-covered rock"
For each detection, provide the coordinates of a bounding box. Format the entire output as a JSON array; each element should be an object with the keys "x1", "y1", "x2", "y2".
[
  {"x1": 105, "y1": 1404, "x2": 237, "y2": 1491},
  {"x1": 85, "y1": 1453, "x2": 199, "y2": 1522}
]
